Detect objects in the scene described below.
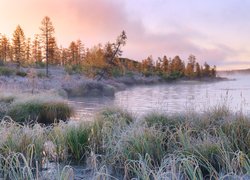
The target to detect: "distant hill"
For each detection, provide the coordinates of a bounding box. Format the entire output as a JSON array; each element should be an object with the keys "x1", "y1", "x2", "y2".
[{"x1": 219, "y1": 68, "x2": 250, "y2": 75}]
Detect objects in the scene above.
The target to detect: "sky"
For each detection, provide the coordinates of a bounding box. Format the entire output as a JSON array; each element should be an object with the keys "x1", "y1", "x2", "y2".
[{"x1": 0, "y1": 0, "x2": 250, "y2": 70}]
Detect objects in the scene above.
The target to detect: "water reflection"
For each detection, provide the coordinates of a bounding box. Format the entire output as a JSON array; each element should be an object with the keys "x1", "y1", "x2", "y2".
[{"x1": 68, "y1": 74, "x2": 250, "y2": 120}]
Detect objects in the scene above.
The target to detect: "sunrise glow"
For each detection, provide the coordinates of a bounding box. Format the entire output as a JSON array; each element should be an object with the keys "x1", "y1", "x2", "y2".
[{"x1": 0, "y1": 0, "x2": 249, "y2": 69}]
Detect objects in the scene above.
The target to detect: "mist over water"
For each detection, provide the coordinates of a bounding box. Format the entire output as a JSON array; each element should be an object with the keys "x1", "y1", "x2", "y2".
[{"x1": 69, "y1": 74, "x2": 250, "y2": 120}]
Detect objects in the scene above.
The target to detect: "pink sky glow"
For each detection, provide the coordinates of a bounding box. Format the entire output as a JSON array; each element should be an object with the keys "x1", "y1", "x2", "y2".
[{"x1": 1, "y1": 0, "x2": 250, "y2": 70}]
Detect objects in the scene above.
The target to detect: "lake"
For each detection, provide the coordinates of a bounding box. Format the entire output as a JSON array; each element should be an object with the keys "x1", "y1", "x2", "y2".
[{"x1": 68, "y1": 73, "x2": 250, "y2": 120}]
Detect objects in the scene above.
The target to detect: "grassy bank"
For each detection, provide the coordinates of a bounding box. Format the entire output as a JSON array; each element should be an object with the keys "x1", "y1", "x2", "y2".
[
  {"x1": 0, "y1": 106, "x2": 250, "y2": 179},
  {"x1": 0, "y1": 92, "x2": 73, "y2": 124}
]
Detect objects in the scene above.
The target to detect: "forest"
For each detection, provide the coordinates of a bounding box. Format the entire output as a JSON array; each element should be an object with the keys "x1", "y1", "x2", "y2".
[{"x1": 0, "y1": 16, "x2": 216, "y2": 80}]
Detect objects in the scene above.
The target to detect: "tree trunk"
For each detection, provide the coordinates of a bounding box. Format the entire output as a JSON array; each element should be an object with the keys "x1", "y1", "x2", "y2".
[{"x1": 46, "y1": 33, "x2": 49, "y2": 77}]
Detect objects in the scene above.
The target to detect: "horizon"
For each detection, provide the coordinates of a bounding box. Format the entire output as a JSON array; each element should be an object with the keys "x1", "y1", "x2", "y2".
[{"x1": 1, "y1": 0, "x2": 250, "y2": 70}]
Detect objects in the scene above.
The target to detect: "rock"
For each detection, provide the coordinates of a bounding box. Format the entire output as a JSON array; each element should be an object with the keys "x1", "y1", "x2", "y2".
[
  {"x1": 63, "y1": 81, "x2": 115, "y2": 97},
  {"x1": 103, "y1": 85, "x2": 115, "y2": 96}
]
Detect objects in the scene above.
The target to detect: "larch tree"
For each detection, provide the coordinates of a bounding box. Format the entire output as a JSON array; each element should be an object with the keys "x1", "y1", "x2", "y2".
[
  {"x1": 95, "y1": 30, "x2": 127, "y2": 80},
  {"x1": 8, "y1": 45, "x2": 14, "y2": 62},
  {"x1": 195, "y1": 62, "x2": 201, "y2": 77},
  {"x1": 84, "y1": 44, "x2": 106, "y2": 77},
  {"x1": 170, "y1": 56, "x2": 185, "y2": 77},
  {"x1": 203, "y1": 62, "x2": 211, "y2": 77},
  {"x1": 185, "y1": 54, "x2": 196, "y2": 78},
  {"x1": 32, "y1": 34, "x2": 42, "y2": 64},
  {"x1": 40, "y1": 16, "x2": 55, "y2": 76},
  {"x1": 0, "y1": 35, "x2": 9, "y2": 62},
  {"x1": 48, "y1": 37, "x2": 59, "y2": 65},
  {"x1": 141, "y1": 55, "x2": 154, "y2": 75},
  {"x1": 76, "y1": 39, "x2": 85, "y2": 65},
  {"x1": 60, "y1": 47, "x2": 69, "y2": 66},
  {"x1": 69, "y1": 41, "x2": 78, "y2": 65},
  {"x1": 211, "y1": 65, "x2": 216, "y2": 77},
  {"x1": 12, "y1": 25, "x2": 26, "y2": 65},
  {"x1": 161, "y1": 55, "x2": 169, "y2": 75},
  {"x1": 155, "y1": 58, "x2": 162, "y2": 75},
  {"x1": 25, "y1": 38, "x2": 31, "y2": 63}
]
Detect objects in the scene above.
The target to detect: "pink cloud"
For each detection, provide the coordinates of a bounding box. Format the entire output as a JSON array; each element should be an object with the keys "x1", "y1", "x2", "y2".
[{"x1": 0, "y1": 0, "x2": 248, "y2": 69}]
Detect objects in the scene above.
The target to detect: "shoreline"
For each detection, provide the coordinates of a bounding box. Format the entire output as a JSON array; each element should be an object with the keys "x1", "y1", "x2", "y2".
[{"x1": 0, "y1": 66, "x2": 230, "y2": 98}]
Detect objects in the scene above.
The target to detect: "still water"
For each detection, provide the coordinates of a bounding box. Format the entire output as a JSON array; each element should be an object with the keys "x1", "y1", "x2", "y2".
[{"x1": 68, "y1": 74, "x2": 250, "y2": 120}]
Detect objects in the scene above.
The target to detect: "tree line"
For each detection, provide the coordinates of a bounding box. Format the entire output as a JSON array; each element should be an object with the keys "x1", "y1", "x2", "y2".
[{"x1": 0, "y1": 16, "x2": 216, "y2": 79}]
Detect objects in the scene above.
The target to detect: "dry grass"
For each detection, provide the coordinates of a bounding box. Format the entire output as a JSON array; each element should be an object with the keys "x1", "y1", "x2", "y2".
[{"x1": 0, "y1": 105, "x2": 249, "y2": 179}]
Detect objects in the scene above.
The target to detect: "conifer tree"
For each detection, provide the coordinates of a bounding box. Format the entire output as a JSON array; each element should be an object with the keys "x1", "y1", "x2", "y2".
[
  {"x1": 0, "y1": 35, "x2": 9, "y2": 62},
  {"x1": 40, "y1": 16, "x2": 55, "y2": 76},
  {"x1": 32, "y1": 34, "x2": 43, "y2": 64},
  {"x1": 25, "y1": 38, "x2": 31, "y2": 63},
  {"x1": 161, "y1": 55, "x2": 169, "y2": 75},
  {"x1": 185, "y1": 54, "x2": 196, "y2": 78},
  {"x1": 69, "y1": 41, "x2": 78, "y2": 65},
  {"x1": 12, "y1": 25, "x2": 26, "y2": 65}
]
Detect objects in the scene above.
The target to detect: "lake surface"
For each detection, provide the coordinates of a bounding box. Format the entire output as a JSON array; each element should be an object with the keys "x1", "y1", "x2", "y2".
[{"x1": 68, "y1": 74, "x2": 250, "y2": 120}]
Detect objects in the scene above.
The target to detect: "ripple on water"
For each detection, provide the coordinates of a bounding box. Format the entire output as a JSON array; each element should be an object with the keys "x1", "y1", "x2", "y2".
[{"x1": 68, "y1": 74, "x2": 250, "y2": 120}]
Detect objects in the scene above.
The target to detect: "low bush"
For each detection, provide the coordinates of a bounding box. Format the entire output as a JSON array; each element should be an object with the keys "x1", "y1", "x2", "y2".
[
  {"x1": 0, "y1": 66, "x2": 15, "y2": 76},
  {"x1": 16, "y1": 71, "x2": 27, "y2": 77},
  {"x1": 35, "y1": 61, "x2": 46, "y2": 68},
  {"x1": 65, "y1": 65, "x2": 84, "y2": 75},
  {"x1": 37, "y1": 71, "x2": 47, "y2": 78}
]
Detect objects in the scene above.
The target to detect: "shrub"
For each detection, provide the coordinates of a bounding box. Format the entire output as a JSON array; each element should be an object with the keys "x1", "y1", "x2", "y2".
[
  {"x1": 65, "y1": 65, "x2": 83, "y2": 75},
  {"x1": 35, "y1": 61, "x2": 46, "y2": 68},
  {"x1": 37, "y1": 71, "x2": 47, "y2": 78},
  {"x1": 111, "y1": 67, "x2": 123, "y2": 77},
  {"x1": 16, "y1": 71, "x2": 27, "y2": 77},
  {"x1": 0, "y1": 67, "x2": 15, "y2": 76}
]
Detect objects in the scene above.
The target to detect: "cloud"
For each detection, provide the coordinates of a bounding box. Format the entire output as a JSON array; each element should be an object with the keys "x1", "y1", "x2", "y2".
[{"x1": 0, "y1": 0, "x2": 248, "y2": 69}]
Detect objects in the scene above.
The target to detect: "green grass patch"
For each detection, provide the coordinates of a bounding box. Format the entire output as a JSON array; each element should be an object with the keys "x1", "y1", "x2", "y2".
[
  {"x1": 65, "y1": 123, "x2": 91, "y2": 162},
  {"x1": 7, "y1": 100, "x2": 73, "y2": 124}
]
